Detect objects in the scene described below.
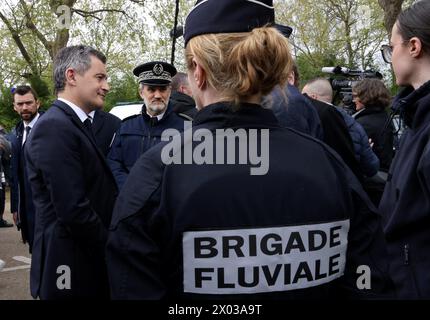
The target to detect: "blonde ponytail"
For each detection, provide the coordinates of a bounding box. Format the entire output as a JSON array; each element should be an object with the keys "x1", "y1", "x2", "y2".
[{"x1": 186, "y1": 27, "x2": 293, "y2": 105}]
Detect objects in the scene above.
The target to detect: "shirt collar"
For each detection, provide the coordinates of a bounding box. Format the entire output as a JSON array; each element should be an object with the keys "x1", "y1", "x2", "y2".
[
  {"x1": 146, "y1": 110, "x2": 165, "y2": 121},
  {"x1": 24, "y1": 112, "x2": 40, "y2": 128},
  {"x1": 88, "y1": 111, "x2": 95, "y2": 123},
  {"x1": 352, "y1": 108, "x2": 366, "y2": 118},
  {"x1": 58, "y1": 98, "x2": 90, "y2": 123}
]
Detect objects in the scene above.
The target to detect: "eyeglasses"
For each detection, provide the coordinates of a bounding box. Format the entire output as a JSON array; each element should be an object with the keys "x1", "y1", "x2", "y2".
[
  {"x1": 381, "y1": 40, "x2": 409, "y2": 64},
  {"x1": 381, "y1": 45, "x2": 393, "y2": 64}
]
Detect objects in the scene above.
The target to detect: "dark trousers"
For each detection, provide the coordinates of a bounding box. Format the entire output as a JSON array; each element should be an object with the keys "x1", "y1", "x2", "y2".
[{"x1": 0, "y1": 183, "x2": 5, "y2": 217}]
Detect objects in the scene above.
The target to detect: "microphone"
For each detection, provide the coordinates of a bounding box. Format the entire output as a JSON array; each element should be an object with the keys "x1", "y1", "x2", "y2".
[{"x1": 321, "y1": 66, "x2": 350, "y2": 74}]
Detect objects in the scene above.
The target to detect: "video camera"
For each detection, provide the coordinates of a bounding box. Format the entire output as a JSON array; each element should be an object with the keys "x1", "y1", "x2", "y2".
[{"x1": 321, "y1": 66, "x2": 383, "y2": 114}]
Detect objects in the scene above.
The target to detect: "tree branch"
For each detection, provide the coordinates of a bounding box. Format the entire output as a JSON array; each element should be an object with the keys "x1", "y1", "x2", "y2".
[
  {"x1": 128, "y1": 0, "x2": 145, "y2": 4},
  {"x1": 19, "y1": 0, "x2": 54, "y2": 59},
  {"x1": 72, "y1": 8, "x2": 130, "y2": 21},
  {"x1": 0, "y1": 9, "x2": 37, "y2": 76}
]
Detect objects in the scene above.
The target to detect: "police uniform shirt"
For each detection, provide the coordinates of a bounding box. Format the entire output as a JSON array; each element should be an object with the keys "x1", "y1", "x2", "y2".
[{"x1": 146, "y1": 110, "x2": 165, "y2": 122}]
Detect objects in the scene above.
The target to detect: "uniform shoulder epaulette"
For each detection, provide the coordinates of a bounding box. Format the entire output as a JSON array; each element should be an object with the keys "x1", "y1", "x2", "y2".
[
  {"x1": 122, "y1": 113, "x2": 141, "y2": 122},
  {"x1": 177, "y1": 113, "x2": 194, "y2": 121}
]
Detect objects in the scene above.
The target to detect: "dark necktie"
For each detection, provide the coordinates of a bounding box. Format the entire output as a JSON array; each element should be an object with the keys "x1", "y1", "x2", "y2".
[
  {"x1": 150, "y1": 116, "x2": 158, "y2": 127},
  {"x1": 22, "y1": 126, "x2": 31, "y2": 146},
  {"x1": 83, "y1": 118, "x2": 96, "y2": 142}
]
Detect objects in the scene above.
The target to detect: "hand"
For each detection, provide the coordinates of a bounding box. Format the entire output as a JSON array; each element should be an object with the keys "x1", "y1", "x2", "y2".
[
  {"x1": 369, "y1": 138, "x2": 374, "y2": 149},
  {"x1": 12, "y1": 212, "x2": 18, "y2": 225}
]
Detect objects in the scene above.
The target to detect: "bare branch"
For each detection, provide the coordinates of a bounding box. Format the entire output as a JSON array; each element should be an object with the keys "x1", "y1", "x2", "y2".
[
  {"x1": 19, "y1": 0, "x2": 54, "y2": 59},
  {"x1": 128, "y1": 0, "x2": 145, "y2": 4},
  {"x1": 72, "y1": 8, "x2": 130, "y2": 21},
  {"x1": 0, "y1": 9, "x2": 37, "y2": 76}
]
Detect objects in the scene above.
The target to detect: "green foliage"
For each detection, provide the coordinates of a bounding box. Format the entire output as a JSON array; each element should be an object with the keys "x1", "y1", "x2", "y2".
[
  {"x1": 276, "y1": 0, "x2": 389, "y2": 75},
  {"x1": 104, "y1": 74, "x2": 140, "y2": 111},
  {"x1": 296, "y1": 53, "x2": 347, "y2": 88},
  {"x1": 28, "y1": 74, "x2": 51, "y2": 99},
  {"x1": 0, "y1": 0, "x2": 410, "y2": 123},
  {"x1": 0, "y1": 86, "x2": 20, "y2": 131}
]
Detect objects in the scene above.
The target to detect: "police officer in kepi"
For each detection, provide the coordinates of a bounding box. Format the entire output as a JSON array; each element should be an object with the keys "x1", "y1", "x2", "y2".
[
  {"x1": 107, "y1": 0, "x2": 394, "y2": 299},
  {"x1": 107, "y1": 61, "x2": 186, "y2": 190}
]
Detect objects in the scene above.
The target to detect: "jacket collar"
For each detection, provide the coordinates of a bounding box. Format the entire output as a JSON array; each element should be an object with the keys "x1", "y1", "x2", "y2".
[
  {"x1": 140, "y1": 101, "x2": 175, "y2": 124},
  {"x1": 392, "y1": 81, "x2": 430, "y2": 129},
  {"x1": 54, "y1": 99, "x2": 93, "y2": 137},
  {"x1": 171, "y1": 91, "x2": 196, "y2": 107},
  {"x1": 192, "y1": 101, "x2": 279, "y2": 128},
  {"x1": 92, "y1": 109, "x2": 105, "y2": 135},
  {"x1": 354, "y1": 107, "x2": 385, "y2": 118},
  {"x1": 15, "y1": 111, "x2": 44, "y2": 137},
  {"x1": 53, "y1": 99, "x2": 116, "y2": 182}
]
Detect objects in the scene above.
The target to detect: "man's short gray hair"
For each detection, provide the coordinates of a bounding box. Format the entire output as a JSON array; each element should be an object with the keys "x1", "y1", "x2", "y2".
[
  {"x1": 170, "y1": 72, "x2": 189, "y2": 92},
  {"x1": 53, "y1": 45, "x2": 107, "y2": 94}
]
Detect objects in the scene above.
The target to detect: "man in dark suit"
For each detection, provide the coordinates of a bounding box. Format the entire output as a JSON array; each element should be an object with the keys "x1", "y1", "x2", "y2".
[
  {"x1": 91, "y1": 110, "x2": 121, "y2": 157},
  {"x1": 25, "y1": 45, "x2": 118, "y2": 299},
  {"x1": 303, "y1": 94, "x2": 363, "y2": 181},
  {"x1": 9, "y1": 86, "x2": 43, "y2": 249}
]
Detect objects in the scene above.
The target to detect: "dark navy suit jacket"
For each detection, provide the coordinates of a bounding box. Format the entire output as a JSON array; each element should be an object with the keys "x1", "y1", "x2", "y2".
[
  {"x1": 93, "y1": 110, "x2": 121, "y2": 157},
  {"x1": 9, "y1": 115, "x2": 43, "y2": 251},
  {"x1": 25, "y1": 100, "x2": 118, "y2": 299}
]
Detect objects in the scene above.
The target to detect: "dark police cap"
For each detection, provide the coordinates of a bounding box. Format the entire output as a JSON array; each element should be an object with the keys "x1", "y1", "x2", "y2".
[
  {"x1": 184, "y1": 0, "x2": 275, "y2": 46},
  {"x1": 274, "y1": 24, "x2": 293, "y2": 38},
  {"x1": 133, "y1": 61, "x2": 177, "y2": 86}
]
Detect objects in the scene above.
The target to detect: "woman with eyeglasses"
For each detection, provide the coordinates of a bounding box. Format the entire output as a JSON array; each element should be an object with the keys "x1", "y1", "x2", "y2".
[
  {"x1": 106, "y1": 0, "x2": 393, "y2": 299},
  {"x1": 379, "y1": 0, "x2": 430, "y2": 299}
]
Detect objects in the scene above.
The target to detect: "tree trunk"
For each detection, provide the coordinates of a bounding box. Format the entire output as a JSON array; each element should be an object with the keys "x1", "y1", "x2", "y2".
[{"x1": 378, "y1": 0, "x2": 404, "y2": 38}]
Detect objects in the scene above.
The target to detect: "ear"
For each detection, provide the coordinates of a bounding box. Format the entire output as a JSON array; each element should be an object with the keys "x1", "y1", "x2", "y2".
[
  {"x1": 36, "y1": 100, "x2": 41, "y2": 110},
  {"x1": 65, "y1": 68, "x2": 77, "y2": 87},
  {"x1": 409, "y1": 37, "x2": 423, "y2": 59},
  {"x1": 191, "y1": 58, "x2": 207, "y2": 90},
  {"x1": 138, "y1": 87, "x2": 145, "y2": 100}
]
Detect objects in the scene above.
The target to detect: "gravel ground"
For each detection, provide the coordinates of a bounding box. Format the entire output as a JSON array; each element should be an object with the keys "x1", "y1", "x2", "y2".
[{"x1": 0, "y1": 190, "x2": 33, "y2": 300}]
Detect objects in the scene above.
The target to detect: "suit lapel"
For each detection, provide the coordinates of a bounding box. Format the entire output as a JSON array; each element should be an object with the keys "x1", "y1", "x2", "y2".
[
  {"x1": 53, "y1": 100, "x2": 114, "y2": 176},
  {"x1": 92, "y1": 110, "x2": 104, "y2": 136},
  {"x1": 16, "y1": 122, "x2": 24, "y2": 149}
]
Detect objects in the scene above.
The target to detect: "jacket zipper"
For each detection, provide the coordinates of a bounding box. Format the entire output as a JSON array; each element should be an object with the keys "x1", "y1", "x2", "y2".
[{"x1": 404, "y1": 244, "x2": 409, "y2": 265}]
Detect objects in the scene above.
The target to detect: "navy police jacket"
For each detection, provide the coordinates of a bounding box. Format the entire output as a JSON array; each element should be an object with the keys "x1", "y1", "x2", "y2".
[
  {"x1": 106, "y1": 102, "x2": 393, "y2": 299},
  {"x1": 379, "y1": 81, "x2": 430, "y2": 299},
  {"x1": 107, "y1": 103, "x2": 185, "y2": 190},
  {"x1": 269, "y1": 84, "x2": 323, "y2": 140}
]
